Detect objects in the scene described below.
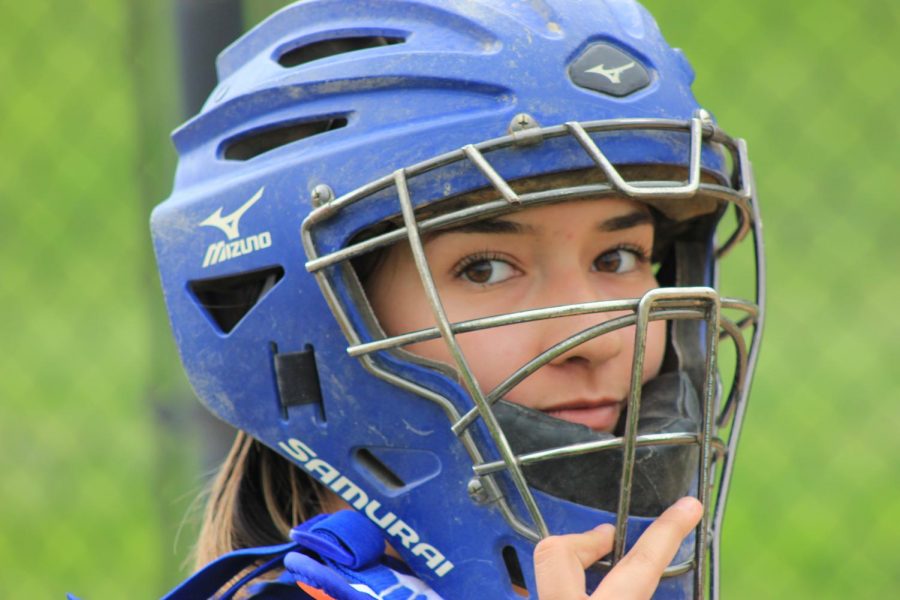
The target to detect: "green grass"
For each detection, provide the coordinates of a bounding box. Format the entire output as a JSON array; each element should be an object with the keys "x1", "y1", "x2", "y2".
[
  {"x1": 0, "y1": 2, "x2": 194, "y2": 597},
  {"x1": 1, "y1": 1, "x2": 898, "y2": 597},
  {"x1": 642, "y1": 0, "x2": 900, "y2": 596}
]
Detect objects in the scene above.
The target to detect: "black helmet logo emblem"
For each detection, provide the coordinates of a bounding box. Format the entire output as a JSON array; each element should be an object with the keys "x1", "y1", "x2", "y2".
[{"x1": 569, "y1": 43, "x2": 651, "y2": 97}]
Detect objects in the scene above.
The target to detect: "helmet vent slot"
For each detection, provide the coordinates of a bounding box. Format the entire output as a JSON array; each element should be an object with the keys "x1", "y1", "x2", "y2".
[
  {"x1": 223, "y1": 117, "x2": 349, "y2": 161},
  {"x1": 277, "y1": 35, "x2": 405, "y2": 68},
  {"x1": 354, "y1": 448, "x2": 406, "y2": 490},
  {"x1": 189, "y1": 265, "x2": 284, "y2": 333},
  {"x1": 273, "y1": 344, "x2": 325, "y2": 422},
  {"x1": 502, "y1": 546, "x2": 528, "y2": 594}
]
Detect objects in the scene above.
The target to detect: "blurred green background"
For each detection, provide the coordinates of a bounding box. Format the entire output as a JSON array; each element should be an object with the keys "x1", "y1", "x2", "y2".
[{"x1": 2, "y1": 1, "x2": 898, "y2": 597}]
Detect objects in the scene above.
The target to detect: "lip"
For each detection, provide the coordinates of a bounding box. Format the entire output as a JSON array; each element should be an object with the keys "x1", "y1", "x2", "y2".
[{"x1": 544, "y1": 399, "x2": 623, "y2": 433}]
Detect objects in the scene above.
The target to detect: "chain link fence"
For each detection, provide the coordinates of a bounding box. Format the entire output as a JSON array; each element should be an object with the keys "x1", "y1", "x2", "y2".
[{"x1": 1, "y1": 1, "x2": 897, "y2": 597}]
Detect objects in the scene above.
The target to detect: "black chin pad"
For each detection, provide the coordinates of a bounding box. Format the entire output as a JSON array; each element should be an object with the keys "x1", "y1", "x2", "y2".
[{"x1": 492, "y1": 372, "x2": 701, "y2": 517}]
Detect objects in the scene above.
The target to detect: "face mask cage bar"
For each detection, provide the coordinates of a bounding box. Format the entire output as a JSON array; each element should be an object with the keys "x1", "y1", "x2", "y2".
[{"x1": 301, "y1": 110, "x2": 765, "y2": 599}]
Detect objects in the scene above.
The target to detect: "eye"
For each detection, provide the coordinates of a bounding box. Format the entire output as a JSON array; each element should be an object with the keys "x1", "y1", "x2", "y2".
[
  {"x1": 457, "y1": 257, "x2": 519, "y2": 285},
  {"x1": 592, "y1": 247, "x2": 645, "y2": 274}
]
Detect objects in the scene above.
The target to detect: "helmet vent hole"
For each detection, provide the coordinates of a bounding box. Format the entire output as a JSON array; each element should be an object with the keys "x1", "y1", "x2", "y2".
[
  {"x1": 189, "y1": 265, "x2": 284, "y2": 333},
  {"x1": 354, "y1": 449, "x2": 406, "y2": 490},
  {"x1": 502, "y1": 546, "x2": 528, "y2": 594},
  {"x1": 273, "y1": 344, "x2": 325, "y2": 422},
  {"x1": 223, "y1": 117, "x2": 349, "y2": 161},
  {"x1": 277, "y1": 35, "x2": 405, "y2": 68}
]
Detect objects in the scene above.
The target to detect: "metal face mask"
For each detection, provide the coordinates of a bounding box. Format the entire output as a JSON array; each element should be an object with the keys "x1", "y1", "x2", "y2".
[
  {"x1": 150, "y1": 1, "x2": 764, "y2": 598},
  {"x1": 301, "y1": 113, "x2": 764, "y2": 598}
]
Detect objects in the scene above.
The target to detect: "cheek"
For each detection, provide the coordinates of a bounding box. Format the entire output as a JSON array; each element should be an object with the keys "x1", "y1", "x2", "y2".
[
  {"x1": 641, "y1": 319, "x2": 667, "y2": 382},
  {"x1": 625, "y1": 272, "x2": 666, "y2": 383},
  {"x1": 453, "y1": 326, "x2": 533, "y2": 393},
  {"x1": 367, "y1": 253, "x2": 433, "y2": 338},
  {"x1": 396, "y1": 328, "x2": 526, "y2": 403}
]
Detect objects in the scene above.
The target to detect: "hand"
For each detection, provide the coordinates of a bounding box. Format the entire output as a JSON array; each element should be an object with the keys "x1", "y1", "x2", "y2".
[{"x1": 533, "y1": 497, "x2": 703, "y2": 600}]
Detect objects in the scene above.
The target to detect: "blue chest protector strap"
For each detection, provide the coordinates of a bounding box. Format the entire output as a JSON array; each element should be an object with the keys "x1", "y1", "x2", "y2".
[
  {"x1": 161, "y1": 539, "x2": 302, "y2": 600},
  {"x1": 160, "y1": 511, "x2": 430, "y2": 600}
]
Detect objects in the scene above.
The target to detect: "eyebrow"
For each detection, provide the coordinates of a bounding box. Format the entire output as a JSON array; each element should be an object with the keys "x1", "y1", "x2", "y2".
[
  {"x1": 446, "y1": 219, "x2": 535, "y2": 235},
  {"x1": 441, "y1": 209, "x2": 653, "y2": 236},
  {"x1": 597, "y1": 210, "x2": 654, "y2": 232}
]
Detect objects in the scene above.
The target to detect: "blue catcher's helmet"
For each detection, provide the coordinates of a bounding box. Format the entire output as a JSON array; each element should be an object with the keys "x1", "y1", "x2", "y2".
[{"x1": 152, "y1": 1, "x2": 764, "y2": 598}]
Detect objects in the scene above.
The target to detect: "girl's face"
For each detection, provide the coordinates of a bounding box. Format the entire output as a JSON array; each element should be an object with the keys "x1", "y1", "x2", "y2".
[{"x1": 367, "y1": 198, "x2": 666, "y2": 433}]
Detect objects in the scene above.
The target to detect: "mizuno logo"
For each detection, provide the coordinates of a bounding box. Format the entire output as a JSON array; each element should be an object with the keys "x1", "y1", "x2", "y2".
[
  {"x1": 587, "y1": 61, "x2": 636, "y2": 84},
  {"x1": 202, "y1": 234, "x2": 272, "y2": 268},
  {"x1": 199, "y1": 187, "x2": 272, "y2": 268},
  {"x1": 200, "y1": 186, "x2": 264, "y2": 240}
]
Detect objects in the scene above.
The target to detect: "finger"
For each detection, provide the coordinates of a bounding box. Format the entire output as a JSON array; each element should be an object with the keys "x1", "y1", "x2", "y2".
[
  {"x1": 593, "y1": 497, "x2": 703, "y2": 600},
  {"x1": 537, "y1": 523, "x2": 616, "y2": 569},
  {"x1": 534, "y1": 523, "x2": 615, "y2": 600}
]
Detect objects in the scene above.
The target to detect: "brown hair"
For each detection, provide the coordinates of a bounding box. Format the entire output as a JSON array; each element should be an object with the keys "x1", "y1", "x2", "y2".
[{"x1": 194, "y1": 431, "x2": 328, "y2": 568}]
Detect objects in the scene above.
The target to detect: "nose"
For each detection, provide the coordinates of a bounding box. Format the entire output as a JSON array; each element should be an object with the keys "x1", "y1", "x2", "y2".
[{"x1": 537, "y1": 272, "x2": 627, "y2": 369}]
